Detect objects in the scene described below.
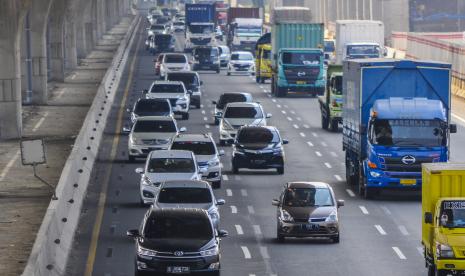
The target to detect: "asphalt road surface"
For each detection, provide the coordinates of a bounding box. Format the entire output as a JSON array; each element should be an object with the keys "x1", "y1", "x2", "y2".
[{"x1": 65, "y1": 20, "x2": 465, "y2": 276}]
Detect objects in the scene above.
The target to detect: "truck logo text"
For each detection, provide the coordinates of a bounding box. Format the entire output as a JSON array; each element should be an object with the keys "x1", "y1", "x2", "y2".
[{"x1": 401, "y1": 155, "x2": 416, "y2": 165}]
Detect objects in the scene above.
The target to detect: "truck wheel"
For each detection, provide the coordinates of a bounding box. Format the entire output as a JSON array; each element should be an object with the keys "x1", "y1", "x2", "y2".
[
  {"x1": 330, "y1": 119, "x2": 338, "y2": 132},
  {"x1": 276, "y1": 86, "x2": 287, "y2": 97},
  {"x1": 427, "y1": 265, "x2": 436, "y2": 276},
  {"x1": 436, "y1": 270, "x2": 448, "y2": 276},
  {"x1": 212, "y1": 180, "x2": 221, "y2": 189},
  {"x1": 321, "y1": 114, "x2": 329, "y2": 130}
]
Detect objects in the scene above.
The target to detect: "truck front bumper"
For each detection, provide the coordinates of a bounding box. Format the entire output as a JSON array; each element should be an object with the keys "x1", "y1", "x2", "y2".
[
  {"x1": 436, "y1": 259, "x2": 465, "y2": 272},
  {"x1": 277, "y1": 78, "x2": 325, "y2": 95},
  {"x1": 366, "y1": 168, "x2": 421, "y2": 189}
]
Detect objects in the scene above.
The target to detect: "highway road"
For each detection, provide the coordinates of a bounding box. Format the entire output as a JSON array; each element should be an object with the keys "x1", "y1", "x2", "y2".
[{"x1": 65, "y1": 19, "x2": 465, "y2": 276}]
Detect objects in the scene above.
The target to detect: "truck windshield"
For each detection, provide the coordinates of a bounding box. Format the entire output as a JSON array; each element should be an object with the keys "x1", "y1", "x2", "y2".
[
  {"x1": 347, "y1": 45, "x2": 380, "y2": 58},
  {"x1": 371, "y1": 119, "x2": 446, "y2": 147},
  {"x1": 282, "y1": 52, "x2": 321, "y2": 65},
  {"x1": 440, "y1": 201, "x2": 465, "y2": 228},
  {"x1": 324, "y1": 41, "x2": 335, "y2": 52},
  {"x1": 189, "y1": 24, "x2": 214, "y2": 34}
]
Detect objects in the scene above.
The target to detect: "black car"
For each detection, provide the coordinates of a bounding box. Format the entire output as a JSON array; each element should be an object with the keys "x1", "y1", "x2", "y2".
[
  {"x1": 127, "y1": 208, "x2": 228, "y2": 276},
  {"x1": 192, "y1": 46, "x2": 220, "y2": 73},
  {"x1": 166, "y1": 72, "x2": 203, "y2": 108},
  {"x1": 212, "y1": 92, "x2": 253, "y2": 125},
  {"x1": 231, "y1": 126, "x2": 288, "y2": 174},
  {"x1": 150, "y1": 34, "x2": 175, "y2": 54},
  {"x1": 128, "y1": 98, "x2": 173, "y2": 124}
]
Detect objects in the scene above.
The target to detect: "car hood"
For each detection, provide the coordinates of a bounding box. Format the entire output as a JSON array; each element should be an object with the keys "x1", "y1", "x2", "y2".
[
  {"x1": 230, "y1": 60, "x2": 254, "y2": 65},
  {"x1": 283, "y1": 206, "x2": 335, "y2": 220},
  {"x1": 223, "y1": 118, "x2": 265, "y2": 128},
  {"x1": 140, "y1": 238, "x2": 211, "y2": 252},
  {"x1": 131, "y1": 132, "x2": 175, "y2": 140},
  {"x1": 195, "y1": 155, "x2": 217, "y2": 163},
  {"x1": 146, "y1": 172, "x2": 198, "y2": 183}
]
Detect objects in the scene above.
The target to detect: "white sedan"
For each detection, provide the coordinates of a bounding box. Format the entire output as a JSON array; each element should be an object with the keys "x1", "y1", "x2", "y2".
[{"x1": 227, "y1": 51, "x2": 255, "y2": 76}]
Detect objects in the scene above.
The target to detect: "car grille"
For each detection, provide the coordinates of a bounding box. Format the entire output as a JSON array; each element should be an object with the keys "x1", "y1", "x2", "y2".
[
  {"x1": 191, "y1": 37, "x2": 211, "y2": 45},
  {"x1": 382, "y1": 156, "x2": 434, "y2": 172},
  {"x1": 148, "y1": 257, "x2": 208, "y2": 270},
  {"x1": 233, "y1": 64, "x2": 251, "y2": 69},
  {"x1": 293, "y1": 218, "x2": 308, "y2": 223},
  {"x1": 283, "y1": 66, "x2": 320, "y2": 82}
]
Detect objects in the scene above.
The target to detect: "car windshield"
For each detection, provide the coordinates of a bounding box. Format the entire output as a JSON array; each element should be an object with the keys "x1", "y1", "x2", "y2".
[
  {"x1": 237, "y1": 128, "x2": 279, "y2": 144},
  {"x1": 282, "y1": 52, "x2": 321, "y2": 65},
  {"x1": 155, "y1": 35, "x2": 172, "y2": 43},
  {"x1": 144, "y1": 215, "x2": 212, "y2": 240},
  {"x1": 171, "y1": 141, "x2": 216, "y2": 155},
  {"x1": 156, "y1": 18, "x2": 169, "y2": 24},
  {"x1": 224, "y1": 106, "x2": 262, "y2": 119},
  {"x1": 167, "y1": 74, "x2": 198, "y2": 87},
  {"x1": 150, "y1": 84, "x2": 184, "y2": 93},
  {"x1": 147, "y1": 158, "x2": 195, "y2": 173},
  {"x1": 165, "y1": 55, "x2": 186, "y2": 63},
  {"x1": 133, "y1": 120, "x2": 176, "y2": 133},
  {"x1": 440, "y1": 201, "x2": 465, "y2": 228},
  {"x1": 134, "y1": 100, "x2": 170, "y2": 115},
  {"x1": 347, "y1": 45, "x2": 380, "y2": 58},
  {"x1": 188, "y1": 24, "x2": 214, "y2": 34},
  {"x1": 371, "y1": 119, "x2": 446, "y2": 147},
  {"x1": 217, "y1": 94, "x2": 248, "y2": 109},
  {"x1": 284, "y1": 188, "x2": 333, "y2": 207},
  {"x1": 151, "y1": 25, "x2": 165, "y2": 30},
  {"x1": 194, "y1": 47, "x2": 218, "y2": 57},
  {"x1": 231, "y1": 53, "x2": 253, "y2": 61},
  {"x1": 158, "y1": 187, "x2": 212, "y2": 204}
]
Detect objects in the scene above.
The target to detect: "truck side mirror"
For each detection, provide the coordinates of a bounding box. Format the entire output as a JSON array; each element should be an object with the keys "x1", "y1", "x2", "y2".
[
  {"x1": 450, "y1": 124, "x2": 457, "y2": 134},
  {"x1": 424, "y1": 212, "x2": 433, "y2": 224}
]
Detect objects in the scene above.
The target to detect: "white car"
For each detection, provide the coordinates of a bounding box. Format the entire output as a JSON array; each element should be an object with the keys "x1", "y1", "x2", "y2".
[
  {"x1": 160, "y1": 53, "x2": 190, "y2": 78},
  {"x1": 219, "y1": 102, "x2": 271, "y2": 145},
  {"x1": 147, "y1": 24, "x2": 168, "y2": 37},
  {"x1": 172, "y1": 21, "x2": 185, "y2": 32},
  {"x1": 218, "y1": 45, "x2": 230, "y2": 67},
  {"x1": 227, "y1": 51, "x2": 255, "y2": 76},
  {"x1": 128, "y1": 116, "x2": 185, "y2": 162},
  {"x1": 144, "y1": 81, "x2": 191, "y2": 120},
  {"x1": 135, "y1": 150, "x2": 202, "y2": 205},
  {"x1": 170, "y1": 134, "x2": 224, "y2": 188},
  {"x1": 152, "y1": 180, "x2": 225, "y2": 228},
  {"x1": 212, "y1": 92, "x2": 253, "y2": 125}
]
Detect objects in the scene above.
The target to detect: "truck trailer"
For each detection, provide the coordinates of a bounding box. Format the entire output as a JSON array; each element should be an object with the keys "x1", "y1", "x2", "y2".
[{"x1": 184, "y1": 3, "x2": 217, "y2": 51}]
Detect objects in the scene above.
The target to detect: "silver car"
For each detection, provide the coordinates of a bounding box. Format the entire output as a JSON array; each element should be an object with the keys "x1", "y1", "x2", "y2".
[{"x1": 152, "y1": 180, "x2": 225, "y2": 229}]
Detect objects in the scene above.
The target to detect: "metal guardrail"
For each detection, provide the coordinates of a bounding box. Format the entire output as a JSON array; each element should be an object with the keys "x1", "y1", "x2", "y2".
[{"x1": 22, "y1": 14, "x2": 141, "y2": 276}]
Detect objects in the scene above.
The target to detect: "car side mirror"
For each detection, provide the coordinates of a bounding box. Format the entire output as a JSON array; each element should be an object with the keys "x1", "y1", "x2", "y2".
[
  {"x1": 282, "y1": 139, "x2": 289, "y2": 145},
  {"x1": 218, "y1": 229, "x2": 228, "y2": 238},
  {"x1": 450, "y1": 124, "x2": 457, "y2": 134},
  {"x1": 216, "y1": 199, "x2": 225, "y2": 205},
  {"x1": 266, "y1": 113, "x2": 272, "y2": 119},
  {"x1": 211, "y1": 100, "x2": 217, "y2": 105},
  {"x1": 424, "y1": 212, "x2": 433, "y2": 224},
  {"x1": 127, "y1": 229, "x2": 140, "y2": 238},
  {"x1": 135, "y1": 168, "x2": 144, "y2": 174},
  {"x1": 272, "y1": 198, "x2": 280, "y2": 206},
  {"x1": 179, "y1": 127, "x2": 187, "y2": 132},
  {"x1": 218, "y1": 149, "x2": 225, "y2": 156},
  {"x1": 337, "y1": 199, "x2": 345, "y2": 208}
]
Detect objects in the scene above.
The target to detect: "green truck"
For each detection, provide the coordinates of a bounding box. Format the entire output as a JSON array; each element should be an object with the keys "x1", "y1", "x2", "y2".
[
  {"x1": 270, "y1": 7, "x2": 325, "y2": 97},
  {"x1": 318, "y1": 65, "x2": 342, "y2": 131}
]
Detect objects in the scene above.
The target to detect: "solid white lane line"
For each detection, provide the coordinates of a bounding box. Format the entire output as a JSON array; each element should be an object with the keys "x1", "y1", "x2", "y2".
[
  {"x1": 330, "y1": 151, "x2": 338, "y2": 157},
  {"x1": 205, "y1": 124, "x2": 210, "y2": 129},
  {"x1": 321, "y1": 141, "x2": 327, "y2": 147},
  {"x1": 346, "y1": 189, "x2": 356, "y2": 197},
  {"x1": 380, "y1": 205, "x2": 392, "y2": 215},
  {"x1": 234, "y1": 175, "x2": 242, "y2": 180},
  {"x1": 201, "y1": 110, "x2": 206, "y2": 114},
  {"x1": 293, "y1": 124, "x2": 299, "y2": 129},
  {"x1": 247, "y1": 205, "x2": 255, "y2": 214},
  {"x1": 222, "y1": 175, "x2": 229, "y2": 181},
  {"x1": 315, "y1": 151, "x2": 322, "y2": 157},
  {"x1": 359, "y1": 206, "x2": 369, "y2": 215},
  {"x1": 0, "y1": 150, "x2": 20, "y2": 182},
  {"x1": 398, "y1": 225, "x2": 409, "y2": 236},
  {"x1": 241, "y1": 189, "x2": 248, "y2": 197},
  {"x1": 334, "y1": 175, "x2": 343, "y2": 181},
  {"x1": 241, "y1": 246, "x2": 252, "y2": 259},
  {"x1": 259, "y1": 246, "x2": 270, "y2": 259},
  {"x1": 324, "y1": 162, "x2": 332, "y2": 168},
  {"x1": 452, "y1": 113, "x2": 465, "y2": 125},
  {"x1": 312, "y1": 132, "x2": 318, "y2": 137},
  {"x1": 307, "y1": 141, "x2": 314, "y2": 147},
  {"x1": 208, "y1": 132, "x2": 212, "y2": 136},
  {"x1": 299, "y1": 132, "x2": 306, "y2": 137},
  {"x1": 253, "y1": 225, "x2": 262, "y2": 235},
  {"x1": 230, "y1": 206, "x2": 237, "y2": 214},
  {"x1": 392, "y1": 247, "x2": 407, "y2": 260},
  {"x1": 32, "y1": 112, "x2": 49, "y2": 132},
  {"x1": 303, "y1": 124, "x2": 310, "y2": 129},
  {"x1": 226, "y1": 189, "x2": 233, "y2": 196},
  {"x1": 235, "y1": 225, "x2": 244, "y2": 235},
  {"x1": 203, "y1": 117, "x2": 208, "y2": 121},
  {"x1": 281, "y1": 110, "x2": 286, "y2": 114},
  {"x1": 287, "y1": 117, "x2": 293, "y2": 121},
  {"x1": 375, "y1": 225, "x2": 387, "y2": 235}
]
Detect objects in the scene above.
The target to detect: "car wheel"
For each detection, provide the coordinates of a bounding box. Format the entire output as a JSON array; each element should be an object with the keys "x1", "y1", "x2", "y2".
[
  {"x1": 212, "y1": 180, "x2": 221, "y2": 189},
  {"x1": 182, "y1": 113, "x2": 189, "y2": 120},
  {"x1": 216, "y1": 68, "x2": 220, "y2": 74},
  {"x1": 260, "y1": 78, "x2": 265, "y2": 84},
  {"x1": 332, "y1": 235, "x2": 340, "y2": 243},
  {"x1": 195, "y1": 103, "x2": 201, "y2": 109},
  {"x1": 277, "y1": 167, "x2": 284, "y2": 175},
  {"x1": 209, "y1": 271, "x2": 220, "y2": 276},
  {"x1": 255, "y1": 76, "x2": 260, "y2": 83},
  {"x1": 128, "y1": 155, "x2": 135, "y2": 163}
]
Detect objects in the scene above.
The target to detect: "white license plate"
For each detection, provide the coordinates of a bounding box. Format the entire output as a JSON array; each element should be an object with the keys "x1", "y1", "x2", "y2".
[{"x1": 167, "y1": 266, "x2": 190, "y2": 274}]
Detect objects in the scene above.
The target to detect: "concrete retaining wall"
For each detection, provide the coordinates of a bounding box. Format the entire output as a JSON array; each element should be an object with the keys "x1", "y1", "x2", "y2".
[{"x1": 22, "y1": 14, "x2": 141, "y2": 276}]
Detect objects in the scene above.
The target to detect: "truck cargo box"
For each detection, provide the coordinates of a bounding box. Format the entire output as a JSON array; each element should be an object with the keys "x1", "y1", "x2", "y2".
[
  {"x1": 227, "y1": 7, "x2": 261, "y2": 24},
  {"x1": 271, "y1": 6, "x2": 312, "y2": 24},
  {"x1": 185, "y1": 3, "x2": 216, "y2": 25}
]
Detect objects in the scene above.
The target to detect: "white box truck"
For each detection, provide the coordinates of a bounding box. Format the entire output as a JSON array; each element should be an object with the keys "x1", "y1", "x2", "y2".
[{"x1": 335, "y1": 20, "x2": 385, "y2": 64}]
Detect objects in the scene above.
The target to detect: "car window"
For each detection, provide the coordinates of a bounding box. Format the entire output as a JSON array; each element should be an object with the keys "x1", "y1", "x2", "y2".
[
  {"x1": 171, "y1": 141, "x2": 216, "y2": 155},
  {"x1": 165, "y1": 55, "x2": 187, "y2": 63},
  {"x1": 151, "y1": 25, "x2": 165, "y2": 30},
  {"x1": 133, "y1": 120, "x2": 176, "y2": 133},
  {"x1": 150, "y1": 84, "x2": 184, "y2": 93},
  {"x1": 224, "y1": 106, "x2": 263, "y2": 119},
  {"x1": 134, "y1": 101, "x2": 170, "y2": 115},
  {"x1": 217, "y1": 94, "x2": 248, "y2": 109},
  {"x1": 237, "y1": 128, "x2": 279, "y2": 144},
  {"x1": 148, "y1": 158, "x2": 195, "y2": 173},
  {"x1": 283, "y1": 188, "x2": 334, "y2": 207},
  {"x1": 231, "y1": 53, "x2": 253, "y2": 61},
  {"x1": 144, "y1": 215, "x2": 212, "y2": 240},
  {"x1": 158, "y1": 188, "x2": 212, "y2": 204}
]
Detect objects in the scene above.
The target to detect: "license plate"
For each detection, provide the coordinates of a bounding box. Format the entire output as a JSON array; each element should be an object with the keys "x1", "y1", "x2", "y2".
[
  {"x1": 252, "y1": 159, "x2": 265, "y2": 164},
  {"x1": 304, "y1": 223, "x2": 319, "y2": 230},
  {"x1": 296, "y1": 81, "x2": 306, "y2": 84},
  {"x1": 400, "y1": 179, "x2": 416, "y2": 185},
  {"x1": 167, "y1": 266, "x2": 190, "y2": 274}
]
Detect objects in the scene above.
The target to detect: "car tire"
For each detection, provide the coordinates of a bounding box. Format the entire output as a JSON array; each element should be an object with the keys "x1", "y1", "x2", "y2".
[
  {"x1": 277, "y1": 230, "x2": 285, "y2": 243},
  {"x1": 277, "y1": 167, "x2": 284, "y2": 175},
  {"x1": 212, "y1": 180, "x2": 221, "y2": 189},
  {"x1": 260, "y1": 78, "x2": 265, "y2": 84},
  {"x1": 195, "y1": 102, "x2": 201, "y2": 109},
  {"x1": 216, "y1": 68, "x2": 220, "y2": 74},
  {"x1": 227, "y1": 72, "x2": 231, "y2": 76},
  {"x1": 330, "y1": 119, "x2": 338, "y2": 132},
  {"x1": 332, "y1": 235, "x2": 340, "y2": 243},
  {"x1": 128, "y1": 155, "x2": 136, "y2": 163},
  {"x1": 255, "y1": 76, "x2": 260, "y2": 83},
  {"x1": 321, "y1": 113, "x2": 329, "y2": 130},
  {"x1": 209, "y1": 271, "x2": 220, "y2": 276},
  {"x1": 182, "y1": 113, "x2": 189, "y2": 120}
]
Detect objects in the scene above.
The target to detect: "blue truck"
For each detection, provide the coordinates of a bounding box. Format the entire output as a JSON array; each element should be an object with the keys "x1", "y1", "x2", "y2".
[
  {"x1": 185, "y1": 3, "x2": 216, "y2": 51},
  {"x1": 342, "y1": 59, "x2": 457, "y2": 198}
]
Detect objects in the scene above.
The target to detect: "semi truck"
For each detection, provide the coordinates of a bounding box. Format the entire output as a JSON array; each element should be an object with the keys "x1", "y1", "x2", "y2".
[
  {"x1": 318, "y1": 64, "x2": 342, "y2": 131},
  {"x1": 185, "y1": 3, "x2": 216, "y2": 51},
  {"x1": 342, "y1": 59, "x2": 457, "y2": 198},
  {"x1": 335, "y1": 20, "x2": 385, "y2": 64},
  {"x1": 270, "y1": 7, "x2": 325, "y2": 97},
  {"x1": 254, "y1": 32, "x2": 272, "y2": 83},
  {"x1": 227, "y1": 7, "x2": 262, "y2": 52},
  {"x1": 422, "y1": 163, "x2": 465, "y2": 276}
]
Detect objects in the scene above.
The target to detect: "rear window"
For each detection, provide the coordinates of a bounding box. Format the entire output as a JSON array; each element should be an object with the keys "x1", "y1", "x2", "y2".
[
  {"x1": 150, "y1": 84, "x2": 184, "y2": 93},
  {"x1": 217, "y1": 93, "x2": 248, "y2": 109},
  {"x1": 237, "y1": 128, "x2": 279, "y2": 144},
  {"x1": 194, "y1": 47, "x2": 219, "y2": 57},
  {"x1": 224, "y1": 106, "x2": 262, "y2": 119},
  {"x1": 151, "y1": 25, "x2": 165, "y2": 30},
  {"x1": 144, "y1": 215, "x2": 212, "y2": 240},
  {"x1": 147, "y1": 158, "x2": 195, "y2": 173},
  {"x1": 155, "y1": 35, "x2": 172, "y2": 43},
  {"x1": 134, "y1": 100, "x2": 170, "y2": 114},
  {"x1": 133, "y1": 120, "x2": 176, "y2": 133},
  {"x1": 158, "y1": 188, "x2": 212, "y2": 204},
  {"x1": 171, "y1": 141, "x2": 216, "y2": 155},
  {"x1": 167, "y1": 74, "x2": 198, "y2": 86},
  {"x1": 165, "y1": 55, "x2": 187, "y2": 63}
]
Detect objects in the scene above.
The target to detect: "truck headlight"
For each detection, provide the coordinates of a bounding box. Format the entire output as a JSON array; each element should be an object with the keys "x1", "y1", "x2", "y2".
[
  {"x1": 436, "y1": 243, "x2": 454, "y2": 258},
  {"x1": 370, "y1": 171, "x2": 382, "y2": 178},
  {"x1": 280, "y1": 209, "x2": 294, "y2": 222}
]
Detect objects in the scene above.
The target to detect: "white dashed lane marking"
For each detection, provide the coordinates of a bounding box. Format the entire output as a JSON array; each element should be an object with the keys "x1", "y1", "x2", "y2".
[
  {"x1": 241, "y1": 246, "x2": 252, "y2": 259},
  {"x1": 359, "y1": 206, "x2": 369, "y2": 215},
  {"x1": 226, "y1": 189, "x2": 233, "y2": 196},
  {"x1": 334, "y1": 175, "x2": 343, "y2": 181},
  {"x1": 247, "y1": 205, "x2": 255, "y2": 214},
  {"x1": 235, "y1": 225, "x2": 244, "y2": 235},
  {"x1": 230, "y1": 206, "x2": 237, "y2": 214},
  {"x1": 392, "y1": 247, "x2": 407, "y2": 260},
  {"x1": 375, "y1": 225, "x2": 387, "y2": 235},
  {"x1": 346, "y1": 189, "x2": 355, "y2": 197},
  {"x1": 315, "y1": 151, "x2": 322, "y2": 157},
  {"x1": 324, "y1": 162, "x2": 332, "y2": 168}
]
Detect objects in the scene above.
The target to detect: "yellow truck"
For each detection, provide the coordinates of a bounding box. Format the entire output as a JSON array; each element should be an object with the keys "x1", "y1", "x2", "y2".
[
  {"x1": 254, "y1": 33, "x2": 272, "y2": 84},
  {"x1": 422, "y1": 163, "x2": 465, "y2": 276}
]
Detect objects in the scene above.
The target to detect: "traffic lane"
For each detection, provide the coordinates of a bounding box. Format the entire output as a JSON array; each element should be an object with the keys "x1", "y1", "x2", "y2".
[{"x1": 200, "y1": 73, "x2": 425, "y2": 275}]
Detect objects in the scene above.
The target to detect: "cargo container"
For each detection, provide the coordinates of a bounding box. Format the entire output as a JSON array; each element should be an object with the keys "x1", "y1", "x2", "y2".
[
  {"x1": 342, "y1": 59, "x2": 457, "y2": 198},
  {"x1": 318, "y1": 64, "x2": 342, "y2": 131},
  {"x1": 422, "y1": 163, "x2": 465, "y2": 275},
  {"x1": 227, "y1": 7, "x2": 261, "y2": 24}
]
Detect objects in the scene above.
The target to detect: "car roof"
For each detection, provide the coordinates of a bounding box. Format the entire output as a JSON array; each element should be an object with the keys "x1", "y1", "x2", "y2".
[
  {"x1": 148, "y1": 208, "x2": 210, "y2": 220},
  {"x1": 172, "y1": 133, "x2": 213, "y2": 143},
  {"x1": 167, "y1": 71, "x2": 199, "y2": 76},
  {"x1": 225, "y1": 102, "x2": 260, "y2": 108},
  {"x1": 136, "y1": 98, "x2": 170, "y2": 104},
  {"x1": 135, "y1": 116, "x2": 174, "y2": 121},
  {"x1": 164, "y1": 53, "x2": 187, "y2": 57},
  {"x1": 160, "y1": 180, "x2": 211, "y2": 189},
  {"x1": 149, "y1": 149, "x2": 194, "y2": 159},
  {"x1": 221, "y1": 92, "x2": 251, "y2": 97},
  {"x1": 287, "y1": 182, "x2": 331, "y2": 189}
]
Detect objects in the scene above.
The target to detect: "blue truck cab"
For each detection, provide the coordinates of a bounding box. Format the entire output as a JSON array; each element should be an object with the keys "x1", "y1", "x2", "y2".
[{"x1": 342, "y1": 59, "x2": 457, "y2": 198}]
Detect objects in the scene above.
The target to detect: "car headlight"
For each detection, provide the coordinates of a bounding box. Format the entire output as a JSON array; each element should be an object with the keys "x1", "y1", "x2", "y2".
[
  {"x1": 200, "y1": 246, "x2": 219, "y2": 257},
  {"x1": 209, "y1": 211, "x2": 219, "y2": 220},
  {"x1": 280, "y1": 209, "x2": 294, "y2": 222},
  {"x1": 370, "y1": 171, "x2": 382, "y2": 178},
  {"x1": 325, "y1": 210, "x2": 338, "y2": 223},
  {"x1": 208, "y1": 158, "x2": 220, "y2": 167},
  {"x1": 138, "y1": 245, "x2": 157, "y2": 257},
  {"x1": 221, "y1": 120, "x2": 233, "y2": 131},
  {"x1": 436, "y1": 243, "x2": 454, "y2": 258},
  {"x1": 130, "y1": 136, "x2": 141, "y2": 145},
  {"x1": 176, "y1": 96, "x2": 188, "y2": 103}
]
